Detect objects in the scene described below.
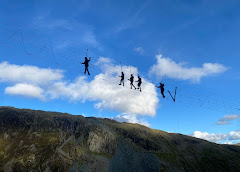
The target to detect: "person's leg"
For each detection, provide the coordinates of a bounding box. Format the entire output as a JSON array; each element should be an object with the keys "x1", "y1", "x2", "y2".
[
  {"x1": 84, "y1": 68, "x2": 87, "y2": 74},
  {"x1": 120, "y1": 79, "x2": 123, "y2": 85},
  {"x1": 161, "y1": 90, "x2": 165, "y2": 98},
  {"x1": 133, "y1": 83, "x2": 136, "y2": 89},
  {"x1": 87, "y1": 68, "x2": 90, "y2": 75}
]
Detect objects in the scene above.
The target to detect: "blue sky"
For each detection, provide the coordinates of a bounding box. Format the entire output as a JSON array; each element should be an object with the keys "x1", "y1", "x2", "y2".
[{"x1": 0, "y1": 0, "x2": 240, "y2": 144}]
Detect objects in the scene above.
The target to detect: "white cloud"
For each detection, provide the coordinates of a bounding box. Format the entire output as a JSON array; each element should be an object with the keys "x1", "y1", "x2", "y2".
[
  {"x1": 0, "y1": 61, "x2": 63, "y2": 85},
  {"x1": 112, "y1": 114, "x2": 151, "y2": 127},
  {"x1": 223, "y1": 115, "x2": 240, "y2": 120},
  {"x1": 217, "y1": 114, "x2": 240, "y2": 125},
  {"x1": 46, "y1": 76, "x2": 89, "y2": 102},
  {"x1": 216, "y1": 121, "x2": 230, "y2": 125},
  {"x1": 192, "y1": 131, "x2": 228, "y2": 143},
  {"x1": 5, "y1": 83, "x2": 45, "y2": 100},
  {"x1": 88, "y1": 73, "x2": 158, "y2": 116},
  {"x1": 229, "y1": 130, "x2": 240, "y2": 140},
  {"x1": 192, "y1": 130, "x2": 240, "y2": 144},
  {"x1": 149, "y1": 54, "x2": 227, "y2": 82},
  {"x1": 94, "y1": 56, "x2": 113, "y2": 66},
  {"x1": 134, "y1": 47, "x2": 145, "y2": 55}
]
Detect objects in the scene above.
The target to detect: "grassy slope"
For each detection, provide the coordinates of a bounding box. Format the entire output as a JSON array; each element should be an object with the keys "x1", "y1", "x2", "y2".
[{"x1": 0, "y1": 106, "x2": 240, "y2": 171}]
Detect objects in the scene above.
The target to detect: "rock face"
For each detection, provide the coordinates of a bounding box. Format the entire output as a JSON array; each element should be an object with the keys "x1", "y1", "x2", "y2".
[{"x1": 0, "y1": 107, "x2": 240, "y2": 172}]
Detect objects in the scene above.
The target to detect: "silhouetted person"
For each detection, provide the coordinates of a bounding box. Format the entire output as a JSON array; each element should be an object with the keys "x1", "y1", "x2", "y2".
[
  {"x1": 119, "y1": 72, "x2": 124, "y2": 86},
  {"x1": 156, "y1": 82, "x2": 165, "y2": 98},
  {"x1": 128, "y1": 74, "x2": 136, "y2": 89},
  {"x1": 82, "y1": 57, "x2": 91, "y2": 75},
  {"x1": 136, "y1": 76, "x2": 142, "y2": 92}
]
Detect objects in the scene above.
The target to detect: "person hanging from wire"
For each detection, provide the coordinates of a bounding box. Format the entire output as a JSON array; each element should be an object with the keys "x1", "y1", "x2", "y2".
[
  {"x1": 128, "y1": 74, "x2": 136, "y2": 89},
  {"x1": 82, "y1": 57, "x2": 91, "y2": 75},
  {"x1": 135, "y1": 76, "x2": 142, "y2": 92},
  {"x1": 119, "y1": 72, "x2": 124, "y2": 86},
  {"x1": 156, "y1": 82, "x2": 165, "y2": 98}
]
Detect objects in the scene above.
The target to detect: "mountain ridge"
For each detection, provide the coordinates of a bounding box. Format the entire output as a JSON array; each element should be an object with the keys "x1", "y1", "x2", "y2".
[{"x1": 0, "y1": 106, "x2": 240, "y2": 171}]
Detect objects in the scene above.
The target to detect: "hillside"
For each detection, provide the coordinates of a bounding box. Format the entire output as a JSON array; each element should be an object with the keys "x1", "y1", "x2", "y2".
[{"x1": 0, "y1": 107, "x2": 240, "y2": 172}]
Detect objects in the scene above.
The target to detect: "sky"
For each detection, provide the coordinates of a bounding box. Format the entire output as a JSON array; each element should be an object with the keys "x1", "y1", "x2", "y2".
[{"x1": 0, "y1": 0, "x2": 240, "y2": 144}]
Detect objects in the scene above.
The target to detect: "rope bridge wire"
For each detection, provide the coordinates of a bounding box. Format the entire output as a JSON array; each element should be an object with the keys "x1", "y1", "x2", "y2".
[
  {"x1": 0, "y1": 20, "x2": 239, "y2": 114},
  {"x1": 1, "y1": 32, "x2": 238, "y2": 114},
  {"x1": 0, "y1": 40, "x2": 237, "y2": 114},
  {"x1": 1, "y1": 15, "x2": 238, "y2": 107}
]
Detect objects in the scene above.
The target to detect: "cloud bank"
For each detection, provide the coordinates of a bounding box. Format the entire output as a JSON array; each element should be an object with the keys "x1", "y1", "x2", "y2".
[
  {"x1": 192, "y1": 130, "x2": 240, "y2": 144},
  {"x1": 0, "y1": 59, "x2": 158, "y2": 126},
  {"x1": 149, "y1": 54, "x2": 227, "y2": 82}
]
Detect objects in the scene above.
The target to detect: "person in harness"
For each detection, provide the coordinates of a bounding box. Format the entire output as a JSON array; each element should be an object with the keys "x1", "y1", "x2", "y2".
[
  {"x1": 156, "y1": 82, "x2": 165, "y2": 98},
  {"x1": 119, "y1": 72, "x2": 124, "y2": 86},
  {"x1": 135, "y1": 76, "x2": 142, "y2": 92},
  {"x1": 82, "y1": 57, "x2": 91, "y2": 75},
  {"x1": 128, "y1": 74, "x2": 136, "y2": 89}
]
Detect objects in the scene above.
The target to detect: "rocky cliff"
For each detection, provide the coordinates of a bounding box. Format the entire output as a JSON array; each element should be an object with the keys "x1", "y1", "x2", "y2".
[{"x1": 0, "y1": 107, "x2": 240, "y2": 172}]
